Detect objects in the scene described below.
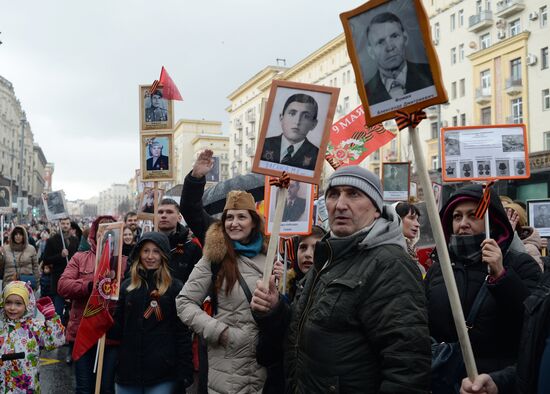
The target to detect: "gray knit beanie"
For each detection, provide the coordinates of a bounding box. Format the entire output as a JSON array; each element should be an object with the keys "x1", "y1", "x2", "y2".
[{"x1": 325, "y1": 166, "x2": 384, "y2": 212}]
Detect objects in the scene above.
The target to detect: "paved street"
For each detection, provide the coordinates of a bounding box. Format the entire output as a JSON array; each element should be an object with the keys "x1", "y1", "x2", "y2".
[{"x1": 40, "y1": 346, "x2": 75, "y2": 393}]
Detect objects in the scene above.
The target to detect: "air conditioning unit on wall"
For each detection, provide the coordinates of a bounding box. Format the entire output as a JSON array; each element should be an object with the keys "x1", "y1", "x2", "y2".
[
  {"x1": 527, "y1": 54, "x2": 538, "y2": 66},
  {"x1": 498, "y1": 31, "x2": 506, "y2": 39},
  {"x1": 529, "y1": 11, "x2": 539, "y2": 20}
]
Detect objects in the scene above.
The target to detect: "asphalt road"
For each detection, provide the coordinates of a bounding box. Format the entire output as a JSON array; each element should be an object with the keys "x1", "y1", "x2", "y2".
[{"x1": 40, "y1": 346, "x2": 75, "y2": 393}]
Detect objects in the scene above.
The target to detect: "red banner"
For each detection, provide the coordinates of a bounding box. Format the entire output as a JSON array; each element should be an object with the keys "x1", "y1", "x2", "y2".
[
  {"x1": 326, "y1": 105, "x2": 395, "y2": 169},
  {"x1": 72, "y1": 237, "x2": 114, "y2": 361}
]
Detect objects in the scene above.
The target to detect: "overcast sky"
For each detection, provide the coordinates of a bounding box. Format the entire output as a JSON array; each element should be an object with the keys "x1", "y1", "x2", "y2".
[{"x1": 0, "y1": 0, "x2": 364, "y2": 200}]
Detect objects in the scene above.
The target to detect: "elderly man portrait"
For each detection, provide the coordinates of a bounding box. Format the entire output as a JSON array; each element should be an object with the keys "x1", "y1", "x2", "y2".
[
  {"x1": 251, "y1": 165, "x2": 430, "y2": 393},
  {"x1": 146, "y1": 140, "x2": 169, "y2": 171},
  {"x1": 145, "y1": 89, "x2": 168, "y2": 122},
  {"x1": 364, "y1": 12, "x2": 434, "y2": 105}
]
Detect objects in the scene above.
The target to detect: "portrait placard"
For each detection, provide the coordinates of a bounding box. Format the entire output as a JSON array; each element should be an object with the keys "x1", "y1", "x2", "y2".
[
  {"x1": 95, "y1": 222, "x2": 124, "y2": 301},
  {"x1": 137, "y1": 187, "x2": 164, "y2": 220},
  {"x1": 252, "y1": 80, "x2": 339, "y2": 184},
  {"x1": 382, "y1": 162, "x2": 410, "y2": 201},
  {"x1": 0, "y1": 186, "x2": 11, "y2": 214},
  {"x1": 340, "y1": 0, "x2": 447, "y2": 126},
  {"x1": 264, "y1": 177, "x2": 314, "y2": 236},
  {"x1": 441, "y1": 125, "x2": 530, "y2": 182},
  {"x1": 41, "y1": 190, "x2": 68, "y2": 221},
  {"x1": 527, "y1": 199, "x2": 550, "y2": 237},
  {"x1": 139, "y1": 85, "x2": 174, "y2": 131},
  {"x1": 206, "y1": 156, "x2": 220, "y2": 183},
  {"x1": 140, "y1": 133, "x2": 175, "y2": 181}
]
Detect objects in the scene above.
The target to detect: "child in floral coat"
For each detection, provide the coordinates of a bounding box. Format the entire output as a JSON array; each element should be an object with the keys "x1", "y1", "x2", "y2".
[{"x1": 0, "y1": 281, "x2": 65, "y2": 393}]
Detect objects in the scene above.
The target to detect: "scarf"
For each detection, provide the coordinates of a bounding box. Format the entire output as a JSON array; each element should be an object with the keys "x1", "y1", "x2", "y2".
[
  {"x1": 233, "y1": 234, "x2": 263, "y2": 258},
  {"x1": 448, "y1": 233, "x2": 486, "y2": 265}
]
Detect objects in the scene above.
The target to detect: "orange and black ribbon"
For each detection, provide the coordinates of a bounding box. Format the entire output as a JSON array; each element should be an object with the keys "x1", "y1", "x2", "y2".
[
  {"x1": 278, "y1": 237, "x2": 297, "y2": 266},
  {"x1": 143, "y1": 290, "x2": 163, "y2": 321},
  {"x1": 269, "y1": 172, "x2": 291, "y2": 189},
  {"x1": 149, "y1": 80, "x2": 160, "y2": 95},
  {"x1": 475, "y1": 180, "x2": 495, "y2": 219},
  {"x1": 395, "y1": 110, "x2": 427, "y2": 131}
]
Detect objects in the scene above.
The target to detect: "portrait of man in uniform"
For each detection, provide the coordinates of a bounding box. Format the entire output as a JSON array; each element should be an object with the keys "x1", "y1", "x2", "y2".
[
  {"x1": 140, "y1": 85, "x2": 173, "y2": 131},
  {"x1": 145, "y1": 89, "x2": 168, "y2": 123},
  {"x1": 282, "y1": 181, "x2": 307, "y2": 222}
]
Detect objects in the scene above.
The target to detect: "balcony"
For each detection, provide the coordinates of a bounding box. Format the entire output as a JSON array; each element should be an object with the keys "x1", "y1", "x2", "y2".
[
  {"x1": 245, "y1": 110, "x2": 256, "y2": 123},
  {"x1": 246, "y1": 129, "x2": 256, "y2": 139},
  {"x1": 505, "y1": 78, "x2": 522, "y2": 95},
  {"x1": 475, "y1": 87, "x2": 492, "y2": 104},
  {"x1": 235, "y1": 136, "x2": 242, "y2": 145},
  {"x1": 246, "y1": 147, "x2": 255, "y2": 157},
  {"x1": 235, "y1": 154, "x2": 242, "y2": 162},
  {"x1": 506, "y1": 116, "x2": 523, "y2": 124},
  {"x1": 495, "y1": 0, "x2": 525, "y2": 18},
  {"x1": 468, "y1": 11, "x2": 493, "y2": 32},
  {"x1": 425, "y1": 106, "x2": 438, "y2": 120},
  {"x1": 234, "y1": 118, "x2": 243, "y2": 129}
]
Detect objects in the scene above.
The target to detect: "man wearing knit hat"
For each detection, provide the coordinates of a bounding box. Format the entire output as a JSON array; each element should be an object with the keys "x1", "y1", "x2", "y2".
[{"x1": 252, "y1": 165, "x2": 430, "y2": 393}]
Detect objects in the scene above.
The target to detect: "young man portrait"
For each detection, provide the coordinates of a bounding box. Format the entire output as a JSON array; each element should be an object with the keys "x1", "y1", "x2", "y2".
[{"x1": 260, "y1": 93, "x2": 320, "y2": 171}]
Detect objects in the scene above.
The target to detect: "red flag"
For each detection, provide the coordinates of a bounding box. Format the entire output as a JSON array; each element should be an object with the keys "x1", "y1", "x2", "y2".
[
  {"x1": 326, "y1": 105, "x2": 395, "y2": 169},
  {"x1": 72, "y1": 238, "x2": 115, "y2": 361},
  {"x1": 158, "y1": 66, "x2": 183, "y2": 101}
]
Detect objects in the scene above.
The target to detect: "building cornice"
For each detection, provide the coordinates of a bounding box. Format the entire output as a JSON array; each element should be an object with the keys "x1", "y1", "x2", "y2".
[
  {"x1": 227, "y1": 66, "x2": 287, "y2": 101},
  {"x1": 468, "y1": 31, "x2": 530, "y2": 63}
]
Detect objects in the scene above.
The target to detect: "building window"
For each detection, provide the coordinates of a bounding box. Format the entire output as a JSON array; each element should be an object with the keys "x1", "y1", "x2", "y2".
[
  {"x1": 452, "y1": 115, "x2": 458, "y2": 126},
  {"x1": 460, "y1": 113, "x2": 466, "y2": 126},
  {"x1": 481, "y1": 69, "x2": 491, "y2": 92},
  {"x1": 434, "y1": 22, "x2": 440, "y2": 40},
  {"x1": 485, "y1": 0, "x2": 491, "y2": 10},
  {"x1": 511, "y1": 97, "x2": 523, "y2": 123},
  {"x1": 541, "y1": 6, "x2": 548, "y2": 28},
  {"x1": 450, "y1": 13, "x2": 456, "y2": 31},
  {"x1": 480, "y1": 33, "x2": 491, "y2": 49},
  {"x1": 431, "y1": 156, "x2": 438, "y2": 170},
  {"x1": 543, "y1": 89, "x2": 550, "y2": 110},
  {"x1": 344, "y1": 96, "x2": 350, "y2": 113},
  {"x1": 459, "y1": 44, "x2": 465, "y2": 62},
  {"x1": 459, "y1": 78, "x2": 466, "y2": 97},
  {"x1": 481, "y1": 107, "x2": 491, "y2": 124},
  {"x1": 510, "y1": 58, "x2": 521, "y2": 81},
  {"x1": 542, "y1": 47, "x2": 549, "y2": 70},
  {"x1": 545, "y1": 131, "x2": 550, "y2": 150},
  {"x1": 476, "y1": 0, "x2": 482, "y2": 14},
  {"x1": 451, "y1": 81, "x2": 457, "y2": 99},
  {"x1": 431, "y1": 122, "x2": 439, "y2": 139},
  {"x1": 509, "y1": 18, "x2": 521, "y2": 37},
  {"x1": 451, "y1": 47, "x2": 457, "y2": 65},
  {"x1": 458, "y1": 9, "x2": 464, "y2": 27}
]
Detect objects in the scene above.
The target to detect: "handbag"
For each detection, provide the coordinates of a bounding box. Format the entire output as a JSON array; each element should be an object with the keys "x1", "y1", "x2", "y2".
[
  {"x1": 431, "y1": 282, "x2": 488, "y2": 394},
  {"x1": 12, "y1": 250, "x2": 38, "y2": 289}
]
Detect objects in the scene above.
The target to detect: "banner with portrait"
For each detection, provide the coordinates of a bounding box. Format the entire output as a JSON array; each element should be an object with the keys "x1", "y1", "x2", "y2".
[
  {"x1": 41, "y1": 190, "x2": 69, "y2": 221},
  {"x1": 139, "y1": 85, "x2": 174, "y2": 131},
  {"x1": 527, "y1": 199, "x2": 550, "y2": 237},
  {"x1": 95, "y1": 222, "x2": 124, "y2": 301},
  {"x1": 382, "y1": 162, "x2": 410, "y2": 201},
  {"x1": 0, "y1": 186, "x2": 12, "y2": 214},
  {"x1": 140, "y1": 133, "x2": 175, "y2": 182}
]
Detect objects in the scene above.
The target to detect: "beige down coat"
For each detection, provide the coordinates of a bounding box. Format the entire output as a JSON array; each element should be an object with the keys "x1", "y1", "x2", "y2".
[
  {"x1": 0, "y1": 226, "x2": 39, "y2": 288},
  {"x1": 176, "y1": 222, "x2": 267, "y2": 394}
]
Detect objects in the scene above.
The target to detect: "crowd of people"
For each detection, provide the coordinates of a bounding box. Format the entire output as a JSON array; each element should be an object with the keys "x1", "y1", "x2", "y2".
[{"x1": 1, "y1": 149, "x2": 549, "y2": 393}]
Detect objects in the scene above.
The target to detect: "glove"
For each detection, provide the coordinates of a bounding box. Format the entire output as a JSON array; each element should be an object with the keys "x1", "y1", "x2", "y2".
[{"x1": 36, "y1": 297, "x2": 56, "y2": 319}]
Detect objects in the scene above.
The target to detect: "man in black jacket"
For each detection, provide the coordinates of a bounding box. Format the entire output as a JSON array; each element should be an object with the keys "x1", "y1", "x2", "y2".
[
  {"x1": 251, "y1": 165, "x2": 430, "y2": 393},
  {"x1": 42, "y1": 217, "x2": 79, "y2": 317},
  {"x1": 157, "y1": 198, "x2": 202, "y2": 284}
]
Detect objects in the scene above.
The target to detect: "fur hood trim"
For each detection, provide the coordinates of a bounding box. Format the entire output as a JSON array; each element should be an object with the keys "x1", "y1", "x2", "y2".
[{"x1": 203, "y1": 222, "x2": 228, "y2": 264}]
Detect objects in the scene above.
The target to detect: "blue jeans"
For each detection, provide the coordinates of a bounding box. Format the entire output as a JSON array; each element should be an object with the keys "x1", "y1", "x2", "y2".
[
  {"x1": 115, "y1": 381, "x2": 177, "y2": 394},
  {"x1": 74, "y1": 345, "x2": 118, "y2": 394},
  {"x1": 54, "y1": 294, "x2": 65, "y2": 318}
]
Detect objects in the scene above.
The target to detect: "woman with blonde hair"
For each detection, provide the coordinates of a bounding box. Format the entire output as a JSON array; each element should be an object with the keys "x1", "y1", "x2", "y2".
[
  {"x1": 114, "y1": 232, "x2": 193, "y2": 393},
  {"x1": 178, "y1": 149, "x2": 268, "y2": 393}
]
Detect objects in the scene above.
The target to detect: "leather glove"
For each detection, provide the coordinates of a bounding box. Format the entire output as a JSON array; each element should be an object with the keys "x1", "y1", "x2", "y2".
[{"x1": 36, "y1": 297, "x2": 56, "y2": 319}]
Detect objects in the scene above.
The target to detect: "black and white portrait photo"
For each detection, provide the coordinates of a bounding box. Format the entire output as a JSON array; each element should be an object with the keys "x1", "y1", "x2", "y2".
[
  {"x1": 502, "y1": 134, "x2": 525, "y2": 152},
  {"x1": 0, "y1": 187, "x2": 10, "y2": 209},
  {"x1": 206, "y1": 156, "x2": 220, "y2": 182},
  {"x1": 444, "y1": 133, "x2": 460, "y2": 156},
  {"x1": 527, "y1": 200, "x2": 550, "y2": 237},
  {"x1": 139, "y1": 85, "x2": 174, "y2": 131},
  {"x1": 141, "y1": 133, "x2": 175, "y2": 181},
  {"x1": 382, "y1": 162, "x2": 410, "y2": 201},
  {"x1": 253, "y1": 80, "x2": 339, "y2": 184},
  {"x1": 340, "y1": 0, "x2": 447, "y2": 125},
  {"x1": 42, "y1": 190, "x2": 68, "y2": 221}
]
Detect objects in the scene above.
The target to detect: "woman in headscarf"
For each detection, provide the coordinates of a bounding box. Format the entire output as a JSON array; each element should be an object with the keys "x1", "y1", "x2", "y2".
[{"x1": 0, "y1": 226, "x2": 39, "y2": 289}]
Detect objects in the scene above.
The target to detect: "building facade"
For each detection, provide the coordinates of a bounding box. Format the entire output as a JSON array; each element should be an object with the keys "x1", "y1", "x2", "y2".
[{"x1": 97, "y1": 183, "x2": 130, "y2": 216}]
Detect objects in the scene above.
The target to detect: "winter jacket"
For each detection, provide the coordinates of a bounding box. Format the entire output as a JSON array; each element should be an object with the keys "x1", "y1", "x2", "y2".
[
  {"x1": 42, "y1": 231, "x2": 78, "y2": 294},
  {"x1": 0, "y1": 282, "x2": 65, "y2": 393},
  {"x1": 0, "y1": 226, "x2": 40, "y2": 288},
  {"x1": 115, "y1": 272, "x2": 193, "y2": 388},
  {"x1": 57, "y1": 216, "x2": 125, "y2": 343},
  {"x1": 426, "y1": 184, "x2": 541, "y2": 374},
  {"x1": 176, "y1": 222, "x2": 267, "y2": 394},
  {"x1": 180, "y1": 172, "x2": 216, "y2": 246},
  {"x1": 166, "y1": 223, "x2": 202, "y2": 284},
  {"x1": 256, "y1": 207, "x2": 431, "y2": 393},
  {"x1": 518, "y1": 226, "x2": 544, "y2": 270}
]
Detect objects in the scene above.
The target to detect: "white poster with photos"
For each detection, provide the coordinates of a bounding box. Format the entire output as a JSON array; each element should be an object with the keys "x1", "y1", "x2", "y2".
[
  {"x1": 441, "y1": 125, "x2": 530, "y2": 182},
  {"x1": 264, "y1": 178, "x2": 314, "y2": 236},
  {"x1": 527, "y1": 199, "x2": 550, "y2": 237},
  {"x1": 41, "y1": 190, "x2": 68, "y2": 221}
]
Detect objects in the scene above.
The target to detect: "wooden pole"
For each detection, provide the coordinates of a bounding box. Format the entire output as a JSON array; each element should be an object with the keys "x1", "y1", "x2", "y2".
[
  {"x1": 94, "y1": 334, "x2": 106, "y2": 394},
  {"x1": 1, "y1": 215, "x2": 3, "y2": 246},
  {"x1": 408, "y1": 126, "x2": 478, "y2": 380},
  {"x1": 153, "y1": 182, "x2": 159, "y2": 232},
  {"x1": 58, "y1": 220, "x2": 69, "y2": 264},
  {"x1": 282, "y1": 239, "x2": 288, "y2": 296},
  {"x1": 263, "y1": 187, "x2": 288, "y2": 287}
]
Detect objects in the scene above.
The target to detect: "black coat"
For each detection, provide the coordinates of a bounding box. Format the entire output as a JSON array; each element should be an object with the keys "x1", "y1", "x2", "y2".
[
  {"x1": 364, "y1": 61, "x2": 434, "y2": 105},
  {"x1": 260, "y1": 135, "x2": 319, "y2": 170},
  {"x1": 42, "y1": 232, "x2": 78, "y2": 294},
  {"x1": 426, "y1": 184, "x2": 541, "y2": 374},
  {"x1": 115, "y1": 272, "x2": 193, "y2": 387},
  {"x1": 166, "y1": 223, "x2": 202, "y2": 285},
  {"x1": 282, "y1": 197, "x2": 306, "y2": 222},
  {"x1": 146, "y1": 155, "x2": 169, "y2": 171}
]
